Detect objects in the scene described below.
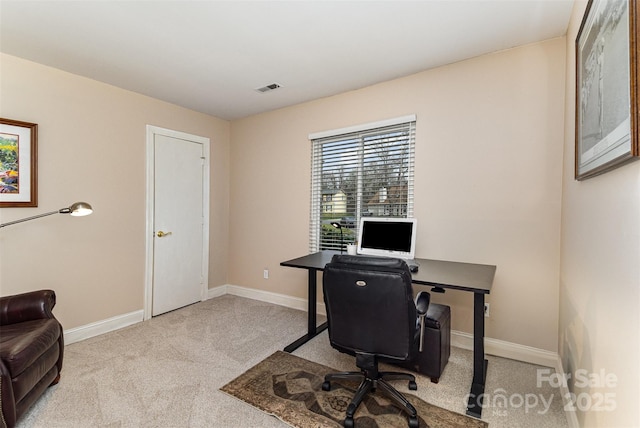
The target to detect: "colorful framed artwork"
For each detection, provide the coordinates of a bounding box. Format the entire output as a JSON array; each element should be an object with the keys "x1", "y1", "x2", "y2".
[
  {"x1": 0, "y1": 118, "x2": 38, "y2": 207},
  {"x1": 575, "y1": 0, "x2": 639, "y2": 180}
]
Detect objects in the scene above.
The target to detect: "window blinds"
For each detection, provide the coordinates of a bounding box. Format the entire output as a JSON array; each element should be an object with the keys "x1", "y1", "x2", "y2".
[{"x1": 309, "y1": 119, "x2": 416, "y2": 252}]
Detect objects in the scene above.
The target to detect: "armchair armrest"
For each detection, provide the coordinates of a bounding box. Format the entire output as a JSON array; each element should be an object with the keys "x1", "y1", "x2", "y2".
[
  {"x1": 1, "y1": 358, "x2": 17, "y2": 427},
  {"x1": 415, "y1": 291, "x2": 430, "y2": 352},
  {"x1": 0, "y1": 290, "x2": 57, "y2": 326}
]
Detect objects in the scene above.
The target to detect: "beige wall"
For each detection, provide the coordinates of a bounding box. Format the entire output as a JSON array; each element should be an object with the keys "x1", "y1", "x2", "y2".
[
  {"x1": 229, "y1": 38, "x2": 566, "y2": 351},
  {"x1": 3, "y1": 9, "x2": 638, "y2": 423},
  {"x1": 0, "y1": 54, "x2": 231, "y2": 329},
  {"x1": 559, "y1": 1, "x2": 640, "y2": 426}
]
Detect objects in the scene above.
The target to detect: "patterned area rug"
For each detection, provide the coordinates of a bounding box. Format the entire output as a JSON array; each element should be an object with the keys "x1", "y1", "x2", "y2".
[{"x1": 221, "y1": 351, "x2": 488, "y2": 428}]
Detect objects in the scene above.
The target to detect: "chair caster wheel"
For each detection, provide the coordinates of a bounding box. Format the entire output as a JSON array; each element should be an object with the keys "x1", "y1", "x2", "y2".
[
  {"x1": 408, "y1": 416, "x2": 419, "y2": 428},
  {"x1": 322, "y1": 381, "x2": 331, "y2": 391},
  {"x1": 408, "y1": 380, "x2": 417, "y2": 390},
  {"x1": 344, "y1": 417, "x2": 354, "y2": 427}
]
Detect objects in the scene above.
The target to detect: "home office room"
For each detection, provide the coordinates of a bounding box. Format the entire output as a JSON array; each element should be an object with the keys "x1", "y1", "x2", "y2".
[{"x1": 0, "y1": 1, "x2": 638, "y2": 428}]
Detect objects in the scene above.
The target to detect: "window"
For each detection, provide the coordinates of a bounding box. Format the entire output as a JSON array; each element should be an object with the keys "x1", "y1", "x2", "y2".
[{"x1": 309, "y1": 116, "x2": 416, "y2": 252}]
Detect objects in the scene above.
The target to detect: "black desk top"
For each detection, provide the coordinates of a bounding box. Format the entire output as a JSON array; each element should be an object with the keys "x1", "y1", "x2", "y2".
[{"x1": 281, "y1": 250, "x2": 495, "y2": 294}]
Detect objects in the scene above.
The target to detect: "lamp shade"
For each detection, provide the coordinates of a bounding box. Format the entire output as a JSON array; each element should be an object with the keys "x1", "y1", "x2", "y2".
[{"x1": 68, "y1": 202, "x2": 93, "y2": 217}]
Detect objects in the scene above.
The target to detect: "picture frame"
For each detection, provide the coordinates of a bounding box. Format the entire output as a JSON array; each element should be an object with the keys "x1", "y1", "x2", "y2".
[
  {"x1": 575, "y1": 0, "x2": 639, "y2": 180},
  {"x1": 0, "y1": 118, "x2": 38, "y2": 207}
]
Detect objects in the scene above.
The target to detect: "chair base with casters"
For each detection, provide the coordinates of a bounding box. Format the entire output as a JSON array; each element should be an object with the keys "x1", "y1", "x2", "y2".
[{"x1": 322, "y1": 353, "x2": 419, "y2": 428}]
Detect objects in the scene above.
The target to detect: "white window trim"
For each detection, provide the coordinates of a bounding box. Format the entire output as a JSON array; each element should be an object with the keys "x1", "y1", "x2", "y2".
[
  {"x1": 309, "y1": 116, "x2": 416, "y2": 253},
  {"x1": 308, "y1": 114, "x2": 417, "y2": 141}
]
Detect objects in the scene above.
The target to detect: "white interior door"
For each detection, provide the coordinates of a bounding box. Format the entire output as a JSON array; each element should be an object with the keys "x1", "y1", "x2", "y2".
[{"x1": 151, "y1": 132, "x2": 207, "y2": 316}]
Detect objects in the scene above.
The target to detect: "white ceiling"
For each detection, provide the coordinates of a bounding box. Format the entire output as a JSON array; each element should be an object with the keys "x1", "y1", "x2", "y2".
[{"x1": 0, "y1": 1, "x2": 574, "y2": 121}]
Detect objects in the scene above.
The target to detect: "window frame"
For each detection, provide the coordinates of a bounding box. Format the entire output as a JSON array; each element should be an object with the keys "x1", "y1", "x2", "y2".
[{"x1": 309, "y1": 115, "x2": 416, "y2": 253}]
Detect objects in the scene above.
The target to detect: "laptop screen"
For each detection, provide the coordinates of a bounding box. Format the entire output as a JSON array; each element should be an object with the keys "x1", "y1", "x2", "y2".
[{"x1": 357, "y1": 217, "x2": 417, "y2": 259}]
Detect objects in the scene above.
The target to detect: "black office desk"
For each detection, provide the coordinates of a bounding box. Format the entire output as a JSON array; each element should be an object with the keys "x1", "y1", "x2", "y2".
[{"x1": 280, "y1": 250, "x2": 496, "y2": 418}]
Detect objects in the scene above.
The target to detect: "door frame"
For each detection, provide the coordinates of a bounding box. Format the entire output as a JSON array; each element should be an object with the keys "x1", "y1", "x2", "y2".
[{"x1": 144, "y1": 125, "x2": 210, "y2": 320}]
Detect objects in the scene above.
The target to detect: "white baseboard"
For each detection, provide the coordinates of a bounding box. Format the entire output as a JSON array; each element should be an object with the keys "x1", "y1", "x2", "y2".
[
  {"x1": 213, "y1": 284, "x2": 328, "y2": 315},
  {"x1": 66, "y1": 285, "x2": 558, "y2": 370},
  {"x1": 555, "y1": 356, "x2": 580, "y2": 428},
  {"x1": 450, "y1": 330, "x2": 558, "y2": 368},
  {"x1": 207, "y1": 284, "x2": 227, "y2": 299},
  {"x1": 64, "y1": 310, "x2": 144, "y2": 345}
]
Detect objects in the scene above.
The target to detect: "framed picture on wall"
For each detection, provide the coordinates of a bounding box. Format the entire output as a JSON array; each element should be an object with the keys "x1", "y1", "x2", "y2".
[
  {"x1": 0, "y1": 118, "x2": 38, "y2": 207},
  {"x1": 575, "y1": 0, "x2": 639, "y2": 180}
]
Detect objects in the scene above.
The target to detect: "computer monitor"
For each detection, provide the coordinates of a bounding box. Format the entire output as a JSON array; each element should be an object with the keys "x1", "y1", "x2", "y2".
[{"x1": 357, "y1": 217, "x2": 417, "y2": 260}]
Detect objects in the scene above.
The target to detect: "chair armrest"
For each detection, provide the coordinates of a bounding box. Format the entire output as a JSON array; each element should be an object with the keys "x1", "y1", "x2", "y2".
[
  {"x1": 415, "y1": 291, "x2": 430, "y2": 316},
  {"x1": 0, "y1": 290, "x2": 57, "y2": 326},
  {"x1": 415, "y1": 291, "x2": 430, "y2": 352}
]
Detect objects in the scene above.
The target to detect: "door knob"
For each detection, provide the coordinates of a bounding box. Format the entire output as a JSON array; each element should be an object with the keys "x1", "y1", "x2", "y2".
[{"x1": 157, "y1": 230, "x2": 172, "y2": 238}]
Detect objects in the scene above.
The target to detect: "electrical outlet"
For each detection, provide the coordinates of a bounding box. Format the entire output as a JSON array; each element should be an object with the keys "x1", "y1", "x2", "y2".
[
  {"x1": 484, "y1": 303, "x2": 490, "y2": 318},
  {"x1": 263, "y1": 269, "x2": 269, "y2": 279}
]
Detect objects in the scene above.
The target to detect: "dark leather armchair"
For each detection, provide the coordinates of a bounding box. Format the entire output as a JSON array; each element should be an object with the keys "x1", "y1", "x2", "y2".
[
  {"x1": 321, "y1": 255, "x2": 430, "y2": 428},
  {"x1": 0, "y1": 290, "x2": 64, "y2": 428}
]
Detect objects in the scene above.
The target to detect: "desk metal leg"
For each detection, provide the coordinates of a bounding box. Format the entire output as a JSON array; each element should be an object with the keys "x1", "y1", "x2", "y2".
[
  {"x1": 307, "y1": 268, "x2": 317, "y2": 334},
  {"x1": 284, "y1": 268, "x2": 328, "y2": 353},
  {"x1": 466, "y1": 292, "x2": 488, "y2": 418}
]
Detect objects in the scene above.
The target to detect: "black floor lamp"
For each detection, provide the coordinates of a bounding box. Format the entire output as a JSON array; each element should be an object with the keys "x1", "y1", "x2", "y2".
[{"x1": 331, "y1": 221, "x2": 344, "y2": 253}]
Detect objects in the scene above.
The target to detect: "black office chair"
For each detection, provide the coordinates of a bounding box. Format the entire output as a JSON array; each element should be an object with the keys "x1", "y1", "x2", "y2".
[{"x1": 321, "y1": 254, "x2": 430, "y2": 428}]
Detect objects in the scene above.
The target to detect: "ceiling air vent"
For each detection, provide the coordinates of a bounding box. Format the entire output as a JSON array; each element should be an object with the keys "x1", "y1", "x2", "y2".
[{"x1": 255, "y1": 83, "x2": 281, "y2": 93}]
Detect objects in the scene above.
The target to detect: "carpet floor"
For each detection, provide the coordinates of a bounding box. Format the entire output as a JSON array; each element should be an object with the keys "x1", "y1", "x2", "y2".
[{"x1": 16, "y1": 295, "x2": 569, "y2": 427}]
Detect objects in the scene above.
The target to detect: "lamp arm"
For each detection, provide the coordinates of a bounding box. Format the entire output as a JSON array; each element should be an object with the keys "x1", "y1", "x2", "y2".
[
  {"x1": 0, "y1": 210, "x2": 60, "y2": 228},
  {"x1": 0, "y1": 202, "x2": 92, "y2": 228}
]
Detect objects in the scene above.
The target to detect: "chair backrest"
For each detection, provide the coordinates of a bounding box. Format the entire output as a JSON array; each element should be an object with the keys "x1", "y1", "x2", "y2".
[{"x1": 323, "y1": 254, "x2": 417, "y2": 361}]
